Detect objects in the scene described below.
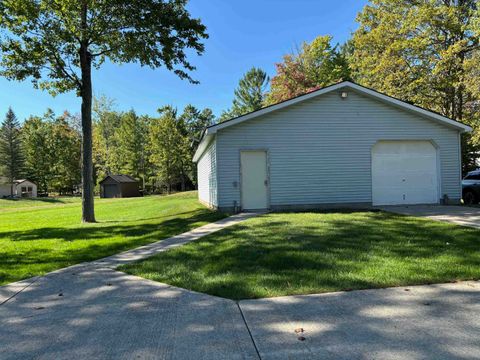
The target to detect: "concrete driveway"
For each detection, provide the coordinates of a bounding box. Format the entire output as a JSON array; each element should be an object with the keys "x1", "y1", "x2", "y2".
[
  {"x1": 380, "y1": 205, "x2": 480, "y2": 229},
  {"x1": 1, "y1": 213, "x2": 479, "y2": 359},
  {"x1": 2, "y1": 269, "x2": 479, "y2": 360}
]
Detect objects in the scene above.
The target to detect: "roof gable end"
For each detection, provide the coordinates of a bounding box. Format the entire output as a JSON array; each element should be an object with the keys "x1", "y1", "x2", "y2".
[{"x1": 193, "y1": 81, "x2": 472, "y2": 162}]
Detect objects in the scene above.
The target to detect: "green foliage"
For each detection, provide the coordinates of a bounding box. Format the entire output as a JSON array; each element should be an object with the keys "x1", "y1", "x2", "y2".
[
  {"x1": 176, "y1": 105, "x2": 214, "y2": 184},
  {"x1": 48, "y1": 112, "x2": 81, "y2": 193},
  {"x1": 0, "y1": 0, "x2": 209, "y2": 94},
  {"x1": 149, "y1": 107, "x2": 190, "y2": 192},
  {"x1": 22, "y1": 110, "x2": 81, "y2": 194},
  {"x1": 0, "y1": 108, "x2": 24, "y2": 194},
  {"x1": 115, "y1": 110, "x2": 149, "y2": 182},
  {"x1": 220, "y1": 67, "x2": 269, "y2": 122},
  {"x1": 92, "y1": 96, "x2": 122, "y2": 181},
  {"x1": 22, "y1": 115, "x2": 52, "y2": 193},
  {"x1": 351, "y1": 0, "x2": 480, "y2": 172},
  {"x1": 91, "y1": 101, "x2": 212, "y2": 193},
  {"x1": 266, "y1": 35, "x2": 350, "y2": 105}
]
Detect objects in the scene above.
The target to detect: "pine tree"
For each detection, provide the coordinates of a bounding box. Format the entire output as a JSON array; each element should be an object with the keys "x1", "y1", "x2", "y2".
[
  {"x1": 0, "y1": 108, "x2": 24, "y2": 196},
  {"x1": 220, "y1": 67, "x2": 269, "y2": 122}
]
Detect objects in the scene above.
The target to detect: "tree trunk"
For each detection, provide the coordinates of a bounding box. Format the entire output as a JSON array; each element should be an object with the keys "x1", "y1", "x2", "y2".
[{"x1": 80, "y1": 43, "x2": 96, "y2": 223}]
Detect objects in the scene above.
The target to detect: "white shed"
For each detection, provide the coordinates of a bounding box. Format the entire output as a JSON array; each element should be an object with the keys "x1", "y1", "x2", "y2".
[
  {"x1": 0, "y1": 178, "x2": 37, "y2": 198},
  {"x1": 194, "y1": 81, "x2": 471, "y2": 212}
]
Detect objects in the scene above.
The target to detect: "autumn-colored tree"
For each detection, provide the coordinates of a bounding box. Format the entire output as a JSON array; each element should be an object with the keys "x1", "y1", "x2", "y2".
[
  {"x1": 351, "y1": 0, "x2": 480, "y2": 172},
  {"x1": 266, "y1": 35, "x2": 350, "y2": 105}
]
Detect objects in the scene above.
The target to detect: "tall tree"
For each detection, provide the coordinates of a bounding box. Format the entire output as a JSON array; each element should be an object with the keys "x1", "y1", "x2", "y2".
[
  {"x1": 115, "y1": 110, "x2": 149, "y2": 186},
  {"x1": 22, "y1": 110, "x2": 81, "y2": 194},
  {"x1": 0, "y1": 108, "x2": 24, "y2": 196},
  {"x1": 149, "y1": 107, "x2": 189, "y2": 193},
  {"x1": 0, "y1": 0, "x2": 208, "y2": 222},
  {"x1": 22, "y1": 115, "x2": 52, "y2": 194},
  {"x1": 177, "y1": 105, "x2": 215, "y2": 184},
  {"x1": 266, "y1": 35, "x2": 350, "y2": 105},
  {"x1": 48, "y1": 112, "x2": 81, "y2": 194},
  {"x1": 351, "y1": 0, "x2": 480, "y2": 173},
  {"x1": 92, "y1": 96, "x2": 122, "y2": 181},
  {"x1": 220, "y1": 67, "x2": 269, "y2": 122}
]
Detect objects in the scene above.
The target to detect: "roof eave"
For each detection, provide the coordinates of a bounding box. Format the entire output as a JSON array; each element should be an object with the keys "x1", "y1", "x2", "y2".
[
  {"x1": 203, "y1": 81, "x2": 472, "y2": 134},
  {"x1": 193, "y1": 130, "x2": 215, "y2": 163}
]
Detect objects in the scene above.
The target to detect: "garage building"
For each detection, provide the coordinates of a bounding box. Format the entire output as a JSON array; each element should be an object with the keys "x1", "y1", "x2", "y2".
[
  {"x1": 99, "y1": 175, "x2": 141, "y2": 198},
  {"x1": 193, "y1": 81, "x2": 471, "y2": 212}
]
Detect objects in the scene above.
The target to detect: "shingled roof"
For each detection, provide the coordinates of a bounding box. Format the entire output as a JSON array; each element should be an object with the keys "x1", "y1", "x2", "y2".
[{"x1": 100, "y1": 174, "x2": 138, "y2": 183}]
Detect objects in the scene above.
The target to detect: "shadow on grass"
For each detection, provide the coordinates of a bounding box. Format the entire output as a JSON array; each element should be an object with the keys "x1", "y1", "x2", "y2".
[
  {"x1": 0, "y1": 208, "x2": 225, "y2": 285},
  {"x1": 121, "y1": 211, "x2": 480, "y2": 300}
]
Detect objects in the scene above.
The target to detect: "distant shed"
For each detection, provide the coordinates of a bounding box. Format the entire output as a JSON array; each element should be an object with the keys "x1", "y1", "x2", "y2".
[{"x1": 99, "y1": 175, "x2": 141, "y2": 198}]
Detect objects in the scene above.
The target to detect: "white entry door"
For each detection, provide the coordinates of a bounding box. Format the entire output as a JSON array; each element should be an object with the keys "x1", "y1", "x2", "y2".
[
  {"x1": 372, "y1": 141, "x2": 439, "y2": 205},
  {"x1": 241, "y1": 151, "x2": 268, "y2": 210}
]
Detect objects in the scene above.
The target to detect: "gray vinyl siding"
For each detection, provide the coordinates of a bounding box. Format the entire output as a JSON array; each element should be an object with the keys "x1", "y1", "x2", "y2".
[
  {"x1": 197, "y1": 139, "x2": 218, "y2": 207},
  {"x1": 215, "y1": 89, "x2": 461, "y2": 209}
]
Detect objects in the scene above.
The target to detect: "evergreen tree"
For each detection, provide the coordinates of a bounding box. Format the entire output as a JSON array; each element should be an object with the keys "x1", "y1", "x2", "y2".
[
  {"x1": 220, "y1": 67, "x2": 269, "y2": 122},
  {"x1": 177, "y1": 105, "x2": 215, "y2": 185},
  {"x1": 0, "y1": 108, "x2": 24, "y2": 196}
]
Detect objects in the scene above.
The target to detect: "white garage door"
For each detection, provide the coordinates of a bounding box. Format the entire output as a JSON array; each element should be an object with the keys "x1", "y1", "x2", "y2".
[{"x1": 372, "y1": 141, "x2": 439, "y2": 206}]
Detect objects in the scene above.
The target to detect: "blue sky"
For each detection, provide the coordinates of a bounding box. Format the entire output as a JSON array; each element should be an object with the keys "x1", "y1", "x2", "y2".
[{"x1": 0, "y1": 0, "x2": 367, "y2": 122}]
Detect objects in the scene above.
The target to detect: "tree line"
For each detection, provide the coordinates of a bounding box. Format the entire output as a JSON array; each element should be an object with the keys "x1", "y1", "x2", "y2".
[{"x1": 0, "y1": 100, "x2": 214, "y2": 196}]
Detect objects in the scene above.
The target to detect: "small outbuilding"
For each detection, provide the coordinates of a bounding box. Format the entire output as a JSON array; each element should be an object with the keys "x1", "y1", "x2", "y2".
[
  {"x1": 0, "y1": 178, "x2": 37, "y2": 198},
  {"x1": 99, "y1": 175, "x2": 141, "y2": 198},
  {"x1": 194, "y1": 81, "x2": 472, "y2": 212}
]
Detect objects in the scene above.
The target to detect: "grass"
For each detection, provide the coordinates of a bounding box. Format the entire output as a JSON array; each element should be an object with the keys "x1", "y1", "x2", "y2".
[
  {"x1": 0, "y1": 196, "x2": 82, "y2": 210},
  {"x1": 120, "y1": 211, "x2": 480, "y2": 300},
  {"x1": 0, "y1": 192, "x2": 226, "y2": 285}
]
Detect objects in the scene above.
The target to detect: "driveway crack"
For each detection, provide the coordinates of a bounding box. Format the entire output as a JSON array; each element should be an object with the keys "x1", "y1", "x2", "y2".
[{"x1": 236, "y1": 301, "x2": 262, "y2": 360}]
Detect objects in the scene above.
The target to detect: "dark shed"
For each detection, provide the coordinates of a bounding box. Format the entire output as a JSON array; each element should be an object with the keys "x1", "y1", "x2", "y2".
[{"x1": 99, "y1": 175, "x2": 141, "y2": 198}]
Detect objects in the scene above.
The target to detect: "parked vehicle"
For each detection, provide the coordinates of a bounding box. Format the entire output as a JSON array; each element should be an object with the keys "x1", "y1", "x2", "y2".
[{"x1": 462, "y1": 170, "x2": 480, "y2": 205}]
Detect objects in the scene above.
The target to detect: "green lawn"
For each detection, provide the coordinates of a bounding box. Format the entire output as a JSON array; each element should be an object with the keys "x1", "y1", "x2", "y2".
[
  {"x1": 120, "y1": 211, "x2": 480, "y2": 300},
  {"x1": 0, "y1": 196, "x2": 82, "y2": 210},
  {"x1": 0, "y1": 192, "x2": 225, "y2": 285}
]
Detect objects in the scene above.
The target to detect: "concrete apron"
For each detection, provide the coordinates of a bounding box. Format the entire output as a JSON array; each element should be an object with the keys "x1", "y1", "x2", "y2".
[{"x1": 379, "y1": 205, "x2": 480, "y2": 229}]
